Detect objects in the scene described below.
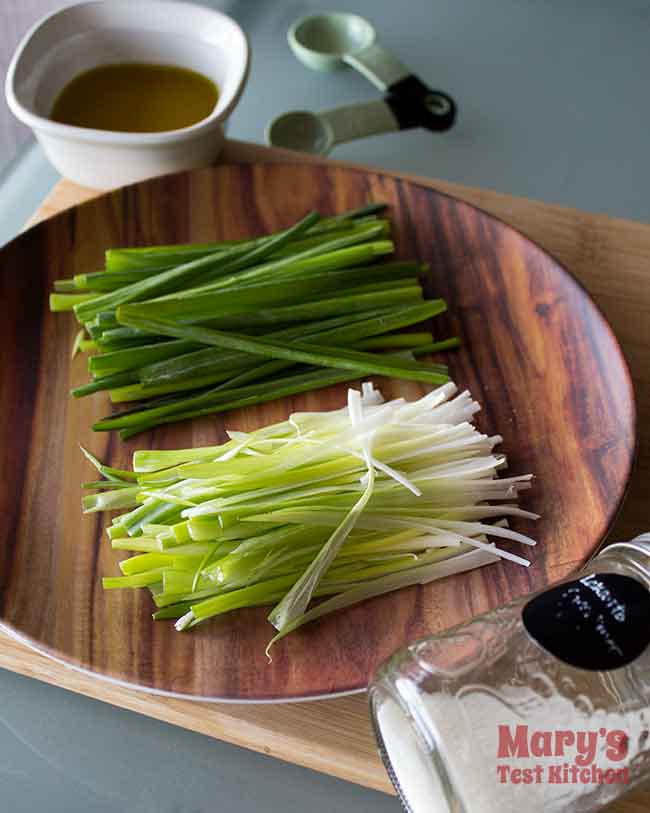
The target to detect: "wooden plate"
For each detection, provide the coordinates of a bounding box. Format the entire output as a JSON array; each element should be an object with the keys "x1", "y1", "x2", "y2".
[{"x1": 0, "y1": 163, "x2": 635, "y2": 701}]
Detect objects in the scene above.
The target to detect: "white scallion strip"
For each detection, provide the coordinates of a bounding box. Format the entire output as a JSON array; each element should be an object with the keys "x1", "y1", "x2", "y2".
[
  {"x1": 87, "y1": 381, "x2": 538, "y2": 649},
  {"x1": 266, "y1": 547, "x2": 500, "y2": 653},
  {"x1": 267, "y1": 388, "x2": 377, "y2": 631}
]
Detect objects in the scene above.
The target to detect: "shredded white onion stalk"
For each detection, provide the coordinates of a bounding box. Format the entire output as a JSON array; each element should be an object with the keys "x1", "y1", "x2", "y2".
[{"x1": 87, "y1": 382, "x2": 538, "y2": 648}]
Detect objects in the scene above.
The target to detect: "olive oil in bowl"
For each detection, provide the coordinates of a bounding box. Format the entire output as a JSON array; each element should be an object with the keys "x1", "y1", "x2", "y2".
[{"x1": 50, "y1": 63, "x2": 219, "y2": 133}]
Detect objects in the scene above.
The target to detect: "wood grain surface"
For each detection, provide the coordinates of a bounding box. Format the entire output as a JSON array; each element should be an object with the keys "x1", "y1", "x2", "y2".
[
  {"x1": 1, "y1": 141, "x2": 648, "y2": 809},
  {"x1": 0, "y1": 159, "x2": 634, "y2": 702}
]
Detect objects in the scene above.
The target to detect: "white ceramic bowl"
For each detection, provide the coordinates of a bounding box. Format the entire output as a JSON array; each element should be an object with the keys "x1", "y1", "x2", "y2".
[{"x1": 5, "y1": 0, "x2": 249, "y2": 189}]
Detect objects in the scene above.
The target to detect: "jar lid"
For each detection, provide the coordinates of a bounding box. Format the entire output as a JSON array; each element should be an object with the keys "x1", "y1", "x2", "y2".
[{"x1": 600, "y1": 534, "x2": 650, "y2": 582}]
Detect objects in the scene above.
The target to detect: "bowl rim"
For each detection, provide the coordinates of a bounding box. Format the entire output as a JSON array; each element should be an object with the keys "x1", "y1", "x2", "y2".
[{"x1": 4, "y1": 0, "x2": 250, "y2": 145}]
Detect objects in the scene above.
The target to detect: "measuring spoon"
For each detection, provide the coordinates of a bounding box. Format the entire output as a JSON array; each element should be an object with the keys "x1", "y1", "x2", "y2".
[
  {"x1": 267, "y1": 100, "x2": 402, "y2": 155},
  {"x1": 267, "y1": 89, "x2": 455, "y2": 155},
  {"x1": 273, "y1": 11, "x2": 456, "y2": 153},
  {"x1": 288, "y1": 11, "x2": 454, "y2": 109},
  {"x1": 288, "y1": 12, "x2": 410, "y2": 90}
]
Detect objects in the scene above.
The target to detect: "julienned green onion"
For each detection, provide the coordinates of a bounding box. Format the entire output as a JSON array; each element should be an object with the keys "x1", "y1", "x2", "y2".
[
  {"x1": 131, "y1": 252, "x2": 407, "y2": 319},
  {"x1": 102, "y1": 204, "x2": 387, "y2": 272},
  {"x1": 146, "y1": 228, "x2": 391, "y2": 302},
  {"x1": 110, "y1": 340, "x2": 463, "y2": 440},
  {"x1": 71, "y1": 329, "x2": 85, "y2": 359},
  {"x1": 135, "y1": 303, "x2": 421, "y2": 383},
  {"x1": 115, "y1": 309, "x2": 449, "y2": 385},
  {"x1": 96, "y1": 368, "x2": 367, "y2": 434},
  {"x1": 85, "y1": 382, "x2": 537, "y2": 651},
  {"x1": 50, "y1": 292, "x2": 98, "y2": 311},
  {"x1": 72, "y1": 370, "x2": 140, "y2": 399},
  {"x1": 88, "y1": 339, "x2": 203, "y2": 376},
  {"x1": 103, "y1": 301, "x2": 446, "y2": 403},
  {"x1": 50, "y1": 203, "x2": 461, "y2": 434},
  {"x1": 74, "y1": 210, "x2": 321, "y2": 322}
]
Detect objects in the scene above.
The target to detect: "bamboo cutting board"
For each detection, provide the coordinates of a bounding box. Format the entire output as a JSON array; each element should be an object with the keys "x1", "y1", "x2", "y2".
[{"x1": 2, "y1": 141, "x2": 650, "y2": 808}]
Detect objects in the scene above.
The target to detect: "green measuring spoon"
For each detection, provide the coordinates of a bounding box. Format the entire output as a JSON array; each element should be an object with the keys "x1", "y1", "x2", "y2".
[
  {"x1": 288, "y1": 12, "x2": 410, "y2": 90},
  {"x1": 269, "y1": 12, "x2": 456, "y2": 154},
  {"x1": 267, "y1": 101, "x2": 400, "y2": 155}
]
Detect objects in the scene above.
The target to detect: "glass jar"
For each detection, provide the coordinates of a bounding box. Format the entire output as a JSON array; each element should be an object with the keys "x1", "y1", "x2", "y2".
[{"x1": 369, "y1": 534, "x2": 650, "y2": 812}]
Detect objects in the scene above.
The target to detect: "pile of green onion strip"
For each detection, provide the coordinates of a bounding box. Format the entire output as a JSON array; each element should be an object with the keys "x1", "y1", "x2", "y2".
[
  {"x1": 84, "y1": 382, "x2": 537, "y2": 652},
  {"x1": 50, "y1": 203, "x2": 461, "y2": 437}
]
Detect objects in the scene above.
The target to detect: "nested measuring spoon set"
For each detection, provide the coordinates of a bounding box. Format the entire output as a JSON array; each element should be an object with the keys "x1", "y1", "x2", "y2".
[{"x1": 267, "y1": 12, "x2": 457, "y2": 154}]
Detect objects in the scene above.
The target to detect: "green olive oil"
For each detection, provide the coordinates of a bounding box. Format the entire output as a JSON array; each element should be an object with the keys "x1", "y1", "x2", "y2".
[{"x1": 50, "y1": 63, "x2": 219, "y2": 133}]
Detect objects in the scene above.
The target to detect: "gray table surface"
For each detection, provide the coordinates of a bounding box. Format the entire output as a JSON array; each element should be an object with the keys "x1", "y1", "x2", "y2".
[{"x1": 1, "y1": 1, "x2": 649, "y2": 811}]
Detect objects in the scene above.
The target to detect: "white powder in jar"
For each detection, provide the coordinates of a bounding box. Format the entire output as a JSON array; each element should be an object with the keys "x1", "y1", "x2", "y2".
[
  {"x1": 376, "y1": 686, "x2": 643, "y2": 813},
  {"x1": 376, "y1": 694, "x2": 450, "y2": 812}
]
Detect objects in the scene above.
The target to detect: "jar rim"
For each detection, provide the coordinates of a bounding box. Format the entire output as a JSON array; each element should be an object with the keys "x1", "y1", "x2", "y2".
[{"x1": 598, "y1": 536, "x2": 650, "y2": 584}]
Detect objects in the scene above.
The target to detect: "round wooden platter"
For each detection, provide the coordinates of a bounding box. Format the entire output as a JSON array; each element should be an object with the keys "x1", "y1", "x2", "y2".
[{"x1": 0, "y1": 163, "x2": 635, "y2": 702}]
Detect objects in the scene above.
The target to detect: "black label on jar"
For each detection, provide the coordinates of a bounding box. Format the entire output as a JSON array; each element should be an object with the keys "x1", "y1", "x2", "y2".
[{"x1": 522, "y1": 573, "x2": 650, "y2": 670}]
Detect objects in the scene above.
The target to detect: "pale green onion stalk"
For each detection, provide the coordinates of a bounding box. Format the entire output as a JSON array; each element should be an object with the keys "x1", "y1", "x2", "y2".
[
  {"x1": 71, "y1": 328, "x2": 86, "y2": 359},
  {"x1": 86, "y1": 382, "x2": 538, "y2": 650}
]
